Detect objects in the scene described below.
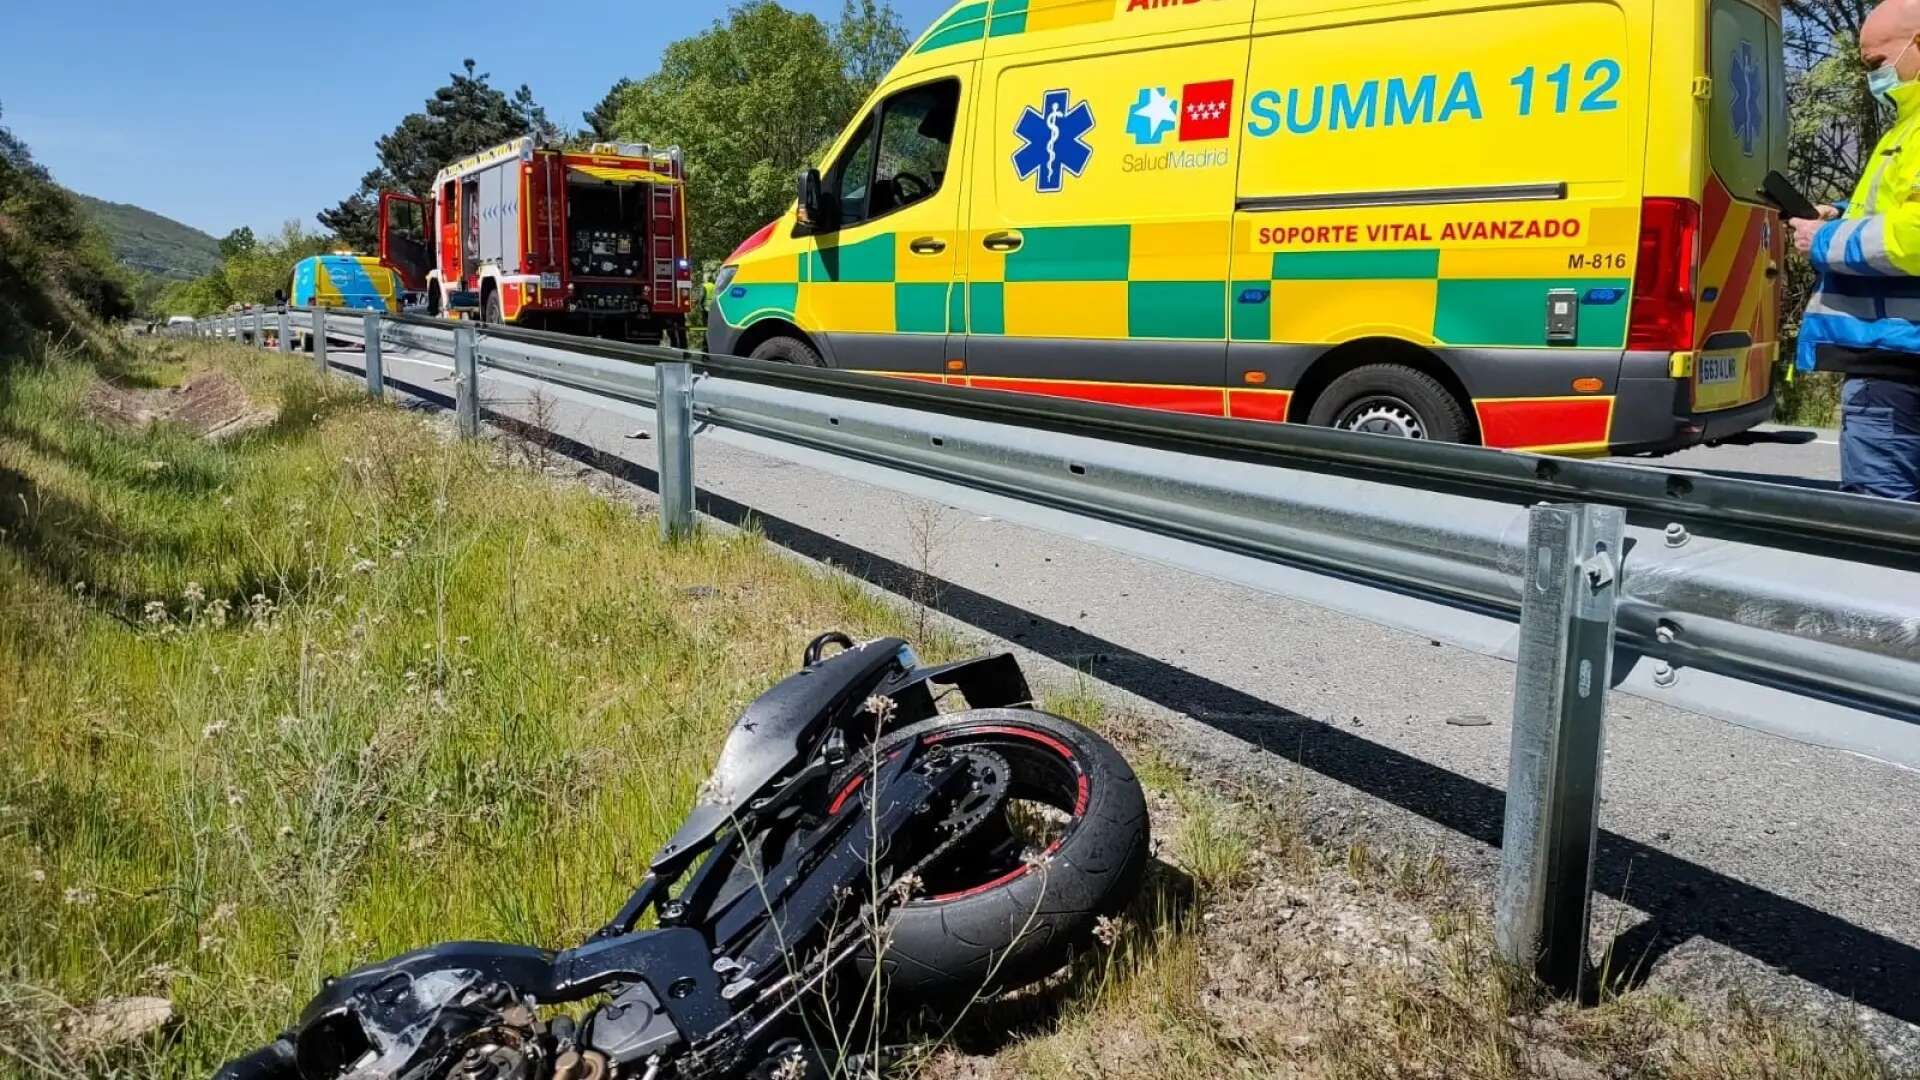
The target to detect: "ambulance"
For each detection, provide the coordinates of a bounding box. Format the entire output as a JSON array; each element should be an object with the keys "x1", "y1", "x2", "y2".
[{"x1": 707, "y1": 0, "x2": 1788, "y2": 454}]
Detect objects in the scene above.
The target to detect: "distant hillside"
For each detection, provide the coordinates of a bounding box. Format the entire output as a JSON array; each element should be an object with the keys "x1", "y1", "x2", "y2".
[{"x1": 72, "y1": 193, "x2": 221, "y2": 281}]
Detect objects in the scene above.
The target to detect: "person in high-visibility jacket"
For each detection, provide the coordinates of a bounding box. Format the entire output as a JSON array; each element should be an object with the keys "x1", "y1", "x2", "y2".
[{"x1": 1793, "y1": 0, "x2": 1920, "y2": 502}]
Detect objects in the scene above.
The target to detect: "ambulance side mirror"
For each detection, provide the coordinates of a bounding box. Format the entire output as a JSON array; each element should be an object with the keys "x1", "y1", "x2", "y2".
[{"x1": 797, "y1": 168, "x2": 836, "y2": 234}]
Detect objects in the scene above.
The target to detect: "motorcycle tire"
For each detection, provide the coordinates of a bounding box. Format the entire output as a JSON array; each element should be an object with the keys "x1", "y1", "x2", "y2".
[{"x1": 835, "y1": 708, "x2": 1149, "y2": 999}]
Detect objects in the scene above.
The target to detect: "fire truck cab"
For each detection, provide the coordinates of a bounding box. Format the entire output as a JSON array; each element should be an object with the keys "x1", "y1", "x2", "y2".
[{"x1": 380, "y1": 137, "x2": 693, "y2": 345}]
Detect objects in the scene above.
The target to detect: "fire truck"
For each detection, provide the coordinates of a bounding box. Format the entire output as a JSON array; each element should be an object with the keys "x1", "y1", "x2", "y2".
[{"x1": 378, "y1": 137, "x2": 694, "y2": 345}]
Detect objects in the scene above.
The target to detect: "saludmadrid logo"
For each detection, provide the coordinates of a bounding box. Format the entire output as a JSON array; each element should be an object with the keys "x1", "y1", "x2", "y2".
[{"x1": 1122, "y1": 147, "x2": 1230, "y2": 173}]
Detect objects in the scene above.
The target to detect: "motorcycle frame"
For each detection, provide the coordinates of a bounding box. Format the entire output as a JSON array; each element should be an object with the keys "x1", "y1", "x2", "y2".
[{"x1": 279, "y1": 638, "x2": 1034, "y2": 1076}]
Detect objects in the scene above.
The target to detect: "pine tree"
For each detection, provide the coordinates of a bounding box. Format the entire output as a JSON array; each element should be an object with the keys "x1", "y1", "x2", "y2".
[{"x1": 318, "y1": 60, "x2": 555, "y2": 251}]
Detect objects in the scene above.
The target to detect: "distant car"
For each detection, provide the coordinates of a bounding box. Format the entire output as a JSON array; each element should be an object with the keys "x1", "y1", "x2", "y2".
[
  {"x1": 166, "y1": 315, "x2": 195, "y2": 327},
  {"x1": 289, "y1": 255, "x2": 404, "y2": 315}
]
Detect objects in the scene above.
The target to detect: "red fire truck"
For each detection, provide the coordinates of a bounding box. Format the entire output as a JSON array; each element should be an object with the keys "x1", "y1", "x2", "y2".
[{"x1": 378, "y1": 138, "x2": 694, "y2": 345}]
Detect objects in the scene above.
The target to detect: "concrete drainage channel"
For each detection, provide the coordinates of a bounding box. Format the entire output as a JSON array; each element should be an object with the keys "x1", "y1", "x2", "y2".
[{"x1": 185, "y1": 308, "x2": 1920, "y2": 1045}]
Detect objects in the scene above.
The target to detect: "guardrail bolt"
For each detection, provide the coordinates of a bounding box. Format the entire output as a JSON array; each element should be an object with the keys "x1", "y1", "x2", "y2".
[
  {"x1": 1652, "y1": 661, "x2": 1678, "y2": 688},
  {"x1": 1663, "y1": 523, "x2": 1690, "y2": 548}
]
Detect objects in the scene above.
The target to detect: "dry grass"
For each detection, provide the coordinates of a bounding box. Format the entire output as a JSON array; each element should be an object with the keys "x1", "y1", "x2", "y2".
[{"x1": 922, "y1": 699, "x2": 1911, "y2": 1080}]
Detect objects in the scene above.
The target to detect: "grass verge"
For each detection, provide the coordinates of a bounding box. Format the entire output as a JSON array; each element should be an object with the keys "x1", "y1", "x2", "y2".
[{"x1": 0, "y1": 340, "x2": 927, "y2": 1076}]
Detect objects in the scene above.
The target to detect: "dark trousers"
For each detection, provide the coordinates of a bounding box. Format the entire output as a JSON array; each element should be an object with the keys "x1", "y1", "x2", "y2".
[{"x1": 1841, "y1": 376, "x2": 1920, "y2": 501}]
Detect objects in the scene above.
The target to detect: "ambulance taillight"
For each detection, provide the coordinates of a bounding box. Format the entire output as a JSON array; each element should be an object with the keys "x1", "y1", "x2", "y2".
[{"x1": 1627, "y1": 197, "x2": 1701, "y2": 354}]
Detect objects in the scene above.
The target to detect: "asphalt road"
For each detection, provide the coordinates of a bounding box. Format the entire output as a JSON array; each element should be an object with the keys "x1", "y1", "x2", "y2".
[
  {"x1": 1615, "y1": 423, "x2": 1844, "y2": 488},
  {"x1": 317, "y1": 342, "x2": 1916, "y2": 1059}
]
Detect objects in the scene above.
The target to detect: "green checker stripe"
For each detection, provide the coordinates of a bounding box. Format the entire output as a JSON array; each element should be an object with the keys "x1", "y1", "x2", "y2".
[
  {"x1": 970, "y1": 282, "x2": 1006, "y2": 334},
  {"x1": 1271, "y1": 249, "x2": 1440, "y2": 280},
  {"x1": 715, "y1": 283, "x2": 798, "y2": 328},
  {"x1": 895, "y1": 283, "x2": 952, "y2": 334},
  {"x1": 988, "y1": 0, "x2": 1028, "y2": 36},
  {"x1": 1004, "y1": 225, "x2": 1130, "y2": 282},
  {"x1": 1434, "y1": 279, "x2": 1631, "y2": 348},
  {"x1": 1129, "y1": 281, "x2": 1225, "y2": 340},
  {"x1": 915, "y1": 1, "x2": 990, "y2": 53},
  {"x1": 1230, "y1": 280, "x2": 1272, "y2": 342},
  {"x1": 806, "y1": 234, "x2": 895, "y2": 284}
]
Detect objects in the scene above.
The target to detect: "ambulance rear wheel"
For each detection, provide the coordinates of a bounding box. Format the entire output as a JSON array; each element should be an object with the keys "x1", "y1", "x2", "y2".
[
  {"x1": 1307, "y1": 364, "x2": 1470, "y2": 444},
  {"x1": 749, "y1": 335, "x2": 825, "y2": 368}
]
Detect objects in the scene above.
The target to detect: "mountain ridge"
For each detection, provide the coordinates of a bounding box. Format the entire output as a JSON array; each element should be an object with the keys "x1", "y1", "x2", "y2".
[{"x1": 71, "y1": 192, "x2": 222, "y2": 281}]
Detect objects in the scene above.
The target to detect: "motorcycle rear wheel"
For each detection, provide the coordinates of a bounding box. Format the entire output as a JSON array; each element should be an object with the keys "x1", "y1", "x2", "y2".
[{"x1": 832, "y1": 708, "x2": 1149, "y2": 999}]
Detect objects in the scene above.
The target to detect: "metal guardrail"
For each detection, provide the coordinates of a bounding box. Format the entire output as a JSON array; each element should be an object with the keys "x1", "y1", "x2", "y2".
[{"x1": 174, "y1": 306, "x2": 1920, "y2": 998}]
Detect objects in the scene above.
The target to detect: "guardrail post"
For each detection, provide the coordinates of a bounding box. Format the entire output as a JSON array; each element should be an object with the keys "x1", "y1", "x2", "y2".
[
  {"x1": 253, "y1": 310, "x2": 264, "y2": 348},
  {"x1": 363, "y1": 312, "x2": 384, "y2": 398},
  {"x1": 1496, "y1": 502, "x2": 1625, "y2": 999},
  {"x1": 656, "y1": 361, "x2": 695, "y2": 542},
  {"x1": 313, "y1": 309, "x2": 329, "y2": 374},
  {"x1": 277, "y1": 309, "x2": 291, "y2": 354},
  {"x1": 454, "y1": 325, "x2": 479, "y2": 438}
]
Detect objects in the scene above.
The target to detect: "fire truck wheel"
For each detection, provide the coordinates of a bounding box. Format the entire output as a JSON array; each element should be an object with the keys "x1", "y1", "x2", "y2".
[
  {"x1": 483, "y1": 290, "x2": 503, "y2": 326},
  {"x1": 749, "y1": 335, "x2": 825, "y2": 368},
  {"x1": 427, "y1": 286, "x2": 443, "y2": 318}
]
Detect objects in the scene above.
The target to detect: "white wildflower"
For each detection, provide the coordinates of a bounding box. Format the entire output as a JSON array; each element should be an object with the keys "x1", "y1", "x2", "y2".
[
  {"x1": 350, "y1": 559, "x2": 377, "y2": 574},
  {"x1": 200, "y1": 720, "x2": 228, "y2": 740},
  {"x1": 182, "y1": 581, "x2": 205, "y2": 606},
  {"x1": 142, "y1": 600, "x2": 169, "y2": 625}
]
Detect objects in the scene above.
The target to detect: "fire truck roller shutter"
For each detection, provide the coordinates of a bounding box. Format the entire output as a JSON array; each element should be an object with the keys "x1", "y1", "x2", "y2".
[{"x1": 478, "y1": 163, "x2": 521, "y2": 272}]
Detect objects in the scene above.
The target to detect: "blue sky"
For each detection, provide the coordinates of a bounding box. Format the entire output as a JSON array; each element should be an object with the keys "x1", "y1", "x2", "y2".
[{"x1": 1, "y1": 0, "x2": 952, "y2": 240}]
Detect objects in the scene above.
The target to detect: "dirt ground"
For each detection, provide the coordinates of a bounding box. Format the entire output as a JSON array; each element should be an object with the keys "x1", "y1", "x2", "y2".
[{"x1": 83, "y1": 371, "x2": 275, "y2": 442}]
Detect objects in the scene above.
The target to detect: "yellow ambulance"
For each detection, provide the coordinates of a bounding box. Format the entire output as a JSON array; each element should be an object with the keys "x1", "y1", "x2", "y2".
[{"x1": 706, "y1": 0, "x2": 1787, "y2": 454}]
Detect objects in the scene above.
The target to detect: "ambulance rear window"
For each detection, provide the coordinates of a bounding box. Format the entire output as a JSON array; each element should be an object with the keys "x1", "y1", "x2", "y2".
[{"x1": 1708, "y1": 0, "x2": 1788, "y2": 201}]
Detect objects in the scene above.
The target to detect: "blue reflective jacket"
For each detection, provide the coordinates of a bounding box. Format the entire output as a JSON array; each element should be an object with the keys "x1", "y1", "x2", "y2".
[{"x1": 1798, "y1": 104, "x2": 1920, "y2": 372}]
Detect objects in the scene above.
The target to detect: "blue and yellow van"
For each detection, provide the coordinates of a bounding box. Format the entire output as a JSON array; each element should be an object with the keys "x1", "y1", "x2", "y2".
[{"x1": 290, "y1": 255, "x2": 404, "y2": 314}]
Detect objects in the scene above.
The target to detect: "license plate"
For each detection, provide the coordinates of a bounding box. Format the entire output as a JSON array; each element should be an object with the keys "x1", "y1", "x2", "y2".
[
  {"x1": 1698, "y1": 355, "x2": 1738, "y2": 384},
  {"x1": 540, "y1": 273, "x2": 562, "y2": 289}
]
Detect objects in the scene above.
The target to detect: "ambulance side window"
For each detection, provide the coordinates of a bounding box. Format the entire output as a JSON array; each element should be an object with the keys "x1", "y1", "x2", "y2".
[
  {"x1": 824, "y1": 78, "x2": 961, "y2": 231},
  {"x1": 828, "y1": 114, "x2": 878, "y2": 227},
  {"x1": 871, "y1": 79, "x2": 959, "y2": 217}
]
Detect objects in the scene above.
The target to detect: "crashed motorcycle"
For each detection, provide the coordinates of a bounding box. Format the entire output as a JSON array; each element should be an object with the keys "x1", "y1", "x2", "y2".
[{"x1": 217, "y1": 634, "x2": 1149, "y2": 1080}]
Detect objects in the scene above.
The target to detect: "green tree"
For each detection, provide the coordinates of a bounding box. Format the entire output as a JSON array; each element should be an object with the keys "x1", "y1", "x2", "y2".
[
  {"x1": 0, "y1": 99, "x2": 135, "y2": 350},
  {"x1": 604, "y1": 0, "x2": 910, "y2": 267},
  {"x1": 154, "y1": 222, "x2": 334, "y2": 317},
  {"x1": 835, "y1": 0, "x2": 913, "y2": 100},
  {"x1": 583, "y1": 78, "x2": 634, "y2": 141},
  {"x1": 1777, "y1": 2, "x2": 1879, "y2": 424},
  {"x1": 219, "y1": 226, "x2": 257, "y2": 260},
  {"x1": 319, "y1": 60, "x2": 557, "y2": 251}
]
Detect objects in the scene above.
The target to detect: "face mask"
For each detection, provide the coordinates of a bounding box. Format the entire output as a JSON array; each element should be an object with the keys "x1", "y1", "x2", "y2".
[{"x1": 1870, "y1": 38, "x2": 1919, "y2": 108}]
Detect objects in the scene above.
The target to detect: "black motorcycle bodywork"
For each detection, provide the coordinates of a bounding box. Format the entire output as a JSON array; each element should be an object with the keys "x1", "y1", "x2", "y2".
[{"x1": 216, "y1": 635, "x2": 1142, "y2": 1080}]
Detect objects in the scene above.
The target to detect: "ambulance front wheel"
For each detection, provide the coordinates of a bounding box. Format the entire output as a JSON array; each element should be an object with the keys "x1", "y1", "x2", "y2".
[
  {"x1": 749, "y1": 334, "x2": 825, "y2": 368},
  {"x1": 1306, "y1": 363, "x2": 1471, "y2": 444}
]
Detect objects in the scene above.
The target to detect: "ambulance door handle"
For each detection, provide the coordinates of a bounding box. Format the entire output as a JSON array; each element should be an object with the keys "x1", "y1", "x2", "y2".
[
  {"x1": 910, "y1": 236, "x2": 947, "y2": 255},
  {"x1": 983, "y1": 231, "x2": 1024, "y2": 253}
]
